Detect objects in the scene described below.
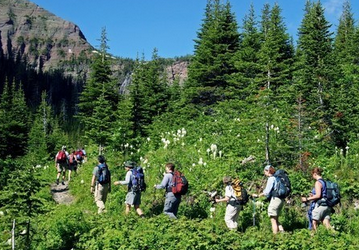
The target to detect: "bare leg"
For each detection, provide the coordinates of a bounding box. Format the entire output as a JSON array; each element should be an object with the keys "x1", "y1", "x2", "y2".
[
  {"x1": 134, "y1": 205, "x2": 144, "y2": 216},
  {"x1": 270, "y1": 216, "x2": 279, "y2": 234}
]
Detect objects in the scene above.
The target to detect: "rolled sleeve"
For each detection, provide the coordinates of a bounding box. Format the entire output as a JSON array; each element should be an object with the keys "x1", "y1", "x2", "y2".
[{"x1": 119, "y1": 171, "x2": 132, "y2": 185}]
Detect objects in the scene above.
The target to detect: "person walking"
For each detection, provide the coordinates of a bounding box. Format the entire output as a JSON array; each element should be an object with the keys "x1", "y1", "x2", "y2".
[
  {"x1": 301, "y1": 167, "x2": 333, "y2": 231},
  {"x1": 55, "y1": 145, "x2": 69, "y2": 185},
  {"x1": 252, "y1": 165, "x2": 285, "y2": 234},
  {"x1": 91, "y1": 155, "x2": 111, "y2": 214},
  {"x1": 67, "y1": 150, "x2": 78, "y2": 182},
  {"x1": 154, "y1": 163, "x2": 182, "y2": 219},
  {"x1": 114, "y1": 161, "x2": 144, "y2": 217},
  {"x1": 215, "y1": 176, "x2": 241, "y2": 230}
]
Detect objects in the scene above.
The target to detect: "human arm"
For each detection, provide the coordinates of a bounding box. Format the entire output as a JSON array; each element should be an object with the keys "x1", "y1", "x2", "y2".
[
  {"x1": 154, "y1": 173, "x2": 171, "y2": 189},
  {"x1": 252, "y1": 176, "x2": 275, "y2": 197},
  {"x1": 114, "y1": 171, "x2": 131, "y2": 185},
  {"x1": 301, "y1": 181, "x2": 322, "y2": 202}
]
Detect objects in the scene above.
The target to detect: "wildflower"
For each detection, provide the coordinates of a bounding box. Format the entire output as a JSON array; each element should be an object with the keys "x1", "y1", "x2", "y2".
[
  {"x1": 81, "y1": 179, "x2": 84, "y2": 184},
  {"x1": 147, "y1": 137, "x2": 151, "y2": 142},
  {"x1": 198, "y1": 158, "x2": 203, "y2": 165},
  {"x1": 192, "y1": 163, "x2": 196, "y2": 167},
  {"x1": 203, "y1": 162, "x2": 207, "y2": 166},
  {"x1": 181, "y1": 142, "x2": 185, "y2": 146},
  {"x1": 219, "y1": 151, "x2": 223, "y2": 158},
  {"x1": 199, "y1": 137, "x2": 203, "y2": 142}
]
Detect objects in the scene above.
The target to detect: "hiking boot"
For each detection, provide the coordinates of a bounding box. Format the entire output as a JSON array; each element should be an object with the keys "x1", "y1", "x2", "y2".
[
  {"x1": 56, "y1": 179, "x2": 59, "y2": 185},
  {"x1": 62, "y1": 181, "x2": 65, "y2": 185}
]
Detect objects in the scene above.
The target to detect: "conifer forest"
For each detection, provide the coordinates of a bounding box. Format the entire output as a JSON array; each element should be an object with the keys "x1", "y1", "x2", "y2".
[{"x1": 2, "y1": 0, "x2": 359, "y2": 249}]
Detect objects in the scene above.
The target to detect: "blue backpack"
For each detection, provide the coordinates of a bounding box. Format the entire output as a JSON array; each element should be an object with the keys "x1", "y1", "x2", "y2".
[
  {"x1": 272, "y1": 169, "x2": 291, "y2": 199},
  {"x1": 129, "y1": 167, "x2": 146, "y2": 192},
  {"x1": 318, "y1": 179, "x2": 341, "y2": 207},
  {"x1": 97, "y1": 163, "x2": 110, "y2": 184}
]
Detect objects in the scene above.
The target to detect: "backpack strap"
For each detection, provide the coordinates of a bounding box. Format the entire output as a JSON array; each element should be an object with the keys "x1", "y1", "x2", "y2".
[{"x1": 316, "y1": 179, "x2": 327, "y2": 206}]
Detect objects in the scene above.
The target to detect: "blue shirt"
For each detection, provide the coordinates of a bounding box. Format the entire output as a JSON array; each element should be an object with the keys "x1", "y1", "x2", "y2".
[
  {"x1": 263, "y1": 176, "x2": 275, "y2": 196},
  {"x1": 155, "y1": 173, "x2": 172, "y2": 189}
]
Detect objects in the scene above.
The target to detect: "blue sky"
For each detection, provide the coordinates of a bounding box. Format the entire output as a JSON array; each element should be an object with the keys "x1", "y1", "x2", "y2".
[{"x1": 30, "y1": 0, "x2": 359, "y2": 60}]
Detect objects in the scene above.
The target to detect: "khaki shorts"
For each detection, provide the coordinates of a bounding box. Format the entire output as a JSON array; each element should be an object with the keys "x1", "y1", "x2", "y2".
[
  {"x1": 125, "y1": 191, "x2": 141, "y2": 206},
  {"x1": 268, "y1": 197, "x2": 284, "y2": 217},
  {"x1": 312, "y1": 204, "x2": 331, "y2": 221}
]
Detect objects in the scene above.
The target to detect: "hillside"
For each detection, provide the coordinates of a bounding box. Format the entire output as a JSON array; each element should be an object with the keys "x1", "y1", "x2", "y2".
[{"x1": 0, "y1": 0, "x2": 93, "y2": 71}]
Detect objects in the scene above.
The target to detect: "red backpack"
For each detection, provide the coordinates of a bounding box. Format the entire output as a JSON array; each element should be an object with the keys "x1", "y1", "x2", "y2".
[
  {"x1": 171, "y1": 171, "x2": 189, "y2": 195},
  {"x1": 56, "y1": 150, "x2": 67, "y2": 163}
]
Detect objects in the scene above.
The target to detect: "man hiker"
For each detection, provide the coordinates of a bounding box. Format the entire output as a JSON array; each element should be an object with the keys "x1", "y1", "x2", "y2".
[
  {"x1": 154, "y1": 163, "x2": 182, "y2": 219},
  {"x1": 67, "y1": 150, "x2": 78, "y2": 182},
  {"x1": 91, "y1": 155, "x2": 111, "y2": 214},
  {"x1": 114, "y1": 161, "x2": 145, "y2": 217},
  {"x1": 55, "y1": 145, "x2": 69, "y2": 185}
]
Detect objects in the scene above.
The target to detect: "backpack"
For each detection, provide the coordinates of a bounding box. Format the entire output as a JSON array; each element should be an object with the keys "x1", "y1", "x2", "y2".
[
  {"x1": 76, "y1": 150, "x2": 83, "y2": 161},
  {"x1": 272, "y1": 169, "x2": 291, "y2": 199},
  {"x1": 171, "y1": 171, "x2": 188, "y2": 195},
  {"x1": 69, "y1": 154, "x2": 75, "y2": 164},
  {"x1": 321, "y1": 180, "x2": 341, "y2": 207},
  {"x1": 129, "y1": 167, "x2": 146, "y2": 192},
  {"x1": 56, "y1": 150, "x2": 67, "y2": 163},
  {"x1": 97, "y1": 163, "x2": 110, "y2": 184},
  {"x1": 231, "y1": 178, "x2": 249, "y2": 205}
]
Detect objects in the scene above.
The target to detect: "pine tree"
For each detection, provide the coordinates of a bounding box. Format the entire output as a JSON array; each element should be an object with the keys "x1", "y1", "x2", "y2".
[
  {"x1": 185, "y1": 0, "x2": 240, "y2": 105},
  {"x1": 230, "y1": 4, "x2": 262, "y2": 99},
  {"x1": 129, "y1": 50, "x2": 170, "y2": 137},
  {"x1": 294, "y1": 0, "x2": 334, "y2": 144},
  {"x1": 330, "y1": 1, "x2": 359, "y2": 149},
  {"x1": 27, "y1": 92, "x2": 52, "y2": 161},
  {"x1": 0, "y1": 80, "x2": 29, "y2": 158},
  {"x1": 78, "y1": 27, "x2": 118, "y2": 123}
]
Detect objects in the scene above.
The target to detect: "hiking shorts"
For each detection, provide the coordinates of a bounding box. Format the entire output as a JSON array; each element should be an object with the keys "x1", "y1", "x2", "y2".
[
  {"x1": 268, "y1": 197, "x2": 284, "y2": 217},
  {"x1": 56, "y1": 162, "x2": 67, "y2": 173},
  {"x1": 312, "y1": 204, "x2": 331, "y2": 221},
  {"x1": 125, "y1": 191, "x2": 141, "y2": 206}
]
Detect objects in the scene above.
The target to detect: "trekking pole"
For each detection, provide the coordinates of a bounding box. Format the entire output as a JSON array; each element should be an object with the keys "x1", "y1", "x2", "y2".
[{"x1": 252, "y1": 197, "x2": 256, "y2": 227}]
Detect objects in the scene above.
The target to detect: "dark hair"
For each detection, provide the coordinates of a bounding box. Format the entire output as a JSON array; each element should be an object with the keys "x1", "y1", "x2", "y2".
[
  {"x1": 311, "y1": 167, "x2": 322, "y2": 176},
  {"x1": 165, "y1": 163, "x2": 175, "y2": 171},
  {"x1": 98, "y1": 155, "x2": 106, "y2": 164}
]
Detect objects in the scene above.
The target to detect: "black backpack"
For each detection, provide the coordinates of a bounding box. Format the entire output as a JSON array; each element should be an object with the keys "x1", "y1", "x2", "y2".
[
  {"x1": 272, "y1": 169, "x2": 291, "y2": 199},
  {"x1": 97, "y1": 163, "x2": 111, "y2": 184}
]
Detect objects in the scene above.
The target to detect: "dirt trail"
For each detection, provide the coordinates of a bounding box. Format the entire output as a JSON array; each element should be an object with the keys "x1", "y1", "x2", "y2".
[{"x1": 50, "y1": 182, "x2": 74, "y2": 204}]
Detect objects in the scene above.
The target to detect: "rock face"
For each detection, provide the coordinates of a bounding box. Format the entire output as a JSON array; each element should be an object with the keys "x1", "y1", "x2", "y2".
[{"x1": 0, "y1": 0, "x2": 93, "y2": 71}]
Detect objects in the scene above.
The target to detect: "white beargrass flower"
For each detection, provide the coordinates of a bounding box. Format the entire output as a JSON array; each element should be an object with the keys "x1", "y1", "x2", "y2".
[
  {"x1": 198, "y1": 158, "x2": 203, "y2": 165},
  {"x1": 81, "y1": 179, "x2": 84, "y2": 184}
]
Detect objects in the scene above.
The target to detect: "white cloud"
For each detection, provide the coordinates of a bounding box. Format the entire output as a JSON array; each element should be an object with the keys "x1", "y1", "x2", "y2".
[{"x1": 323, "y1": 0, "x2": 344, "y2": 18}]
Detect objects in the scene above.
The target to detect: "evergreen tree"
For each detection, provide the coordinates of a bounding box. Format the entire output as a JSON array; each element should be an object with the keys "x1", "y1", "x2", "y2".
[
  {"x1": 27, "y1": 92, "x2": 52, "y2": 161},
  {"x1": 78, "y1": 27, "x2": 118, "y2": 148},
  {"x1": 111, "y1": 95, "x2": 135, "y2": 150},
  {"x1": 294, "y1": 0, "x2": 334, "y2": 148},
  {"x1": 330, "y1": 1, "x2": 359, "y2": 149},
  {"x1": 78, "y1": 27, "x2": 118, "y2": 123},
  {"x1": 185, "y1": 0, "x2": 240, "y2": 105},
  {"x1": 0, "y1": 80, "x2": 29, "y2": 158},
  {"x1": 129, "y1": 50, "x2": 170, "y2": 137},
  {"x1": 231, "y1": 4, "x2": 261, "y2": 99}
]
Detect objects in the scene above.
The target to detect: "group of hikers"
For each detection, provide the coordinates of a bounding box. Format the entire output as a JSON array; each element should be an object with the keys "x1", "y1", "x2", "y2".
[
  {"x1": 55, "y1": 147, "x2": 339, "y2": 234},
  {"x1": 90, "y1": 157, "x2": 187, "y2": 220},
  {"x1": 87, "y1": 153, "x2": 340, "y2": 234},
  {"x1": 54, "y1": 145, "x2": 87, "y2": 185}
]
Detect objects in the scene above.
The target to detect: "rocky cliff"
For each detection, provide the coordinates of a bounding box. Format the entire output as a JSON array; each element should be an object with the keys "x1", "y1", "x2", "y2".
[{"x1": 0, "y1": 0, "x2": 93, "y2": 71}]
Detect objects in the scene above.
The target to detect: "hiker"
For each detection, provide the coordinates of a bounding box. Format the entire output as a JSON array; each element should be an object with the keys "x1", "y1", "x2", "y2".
[
  {"x1": 301, "y1": 167, "x2": 332, "y2": 231},
  {"x1": 114, "y1": 161, "x2": 144, "y2": 217},
  {"x1": 154, "y1": 163, "x2": 182, "y2": 219},
  {"x1": 252, "y1": 165, "x2": 285, "y2": 234},
  {"x1": 81, "y1": 147, "x2": 87, "y2": 162},
  {"x1": 91, "y1": 155, "x2": 111, "y2": 214},
  {"x1": 67, "y1": 150, "x2": 78, "y2": 181},
  {"x1": 55, "y1": 145, "x2": 69, "y2": 185},
  {"x1": 215, "y1": 176, "x2": 241, "y2": 230},
  {"x1": 75, "y1": 148, "x2": 84, "y2": 164}
]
